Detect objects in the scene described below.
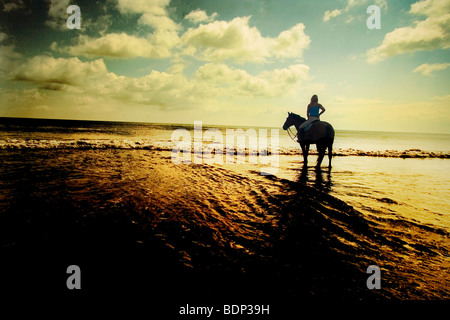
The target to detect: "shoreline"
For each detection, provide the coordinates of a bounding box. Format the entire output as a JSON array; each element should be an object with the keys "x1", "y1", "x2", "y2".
[{"x1": 1, "y1": 138, "x2": 449, "y2": 158}]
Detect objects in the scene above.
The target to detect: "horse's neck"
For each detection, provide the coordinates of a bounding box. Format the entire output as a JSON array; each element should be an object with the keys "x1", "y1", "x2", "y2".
[{"x1": 294, "y1": 118, "x2": 305, "y2": 131}]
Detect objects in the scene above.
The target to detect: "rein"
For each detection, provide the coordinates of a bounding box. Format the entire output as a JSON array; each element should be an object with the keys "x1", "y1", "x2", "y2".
[{"x1": 287, "y1": 126, "x2": 298, "y2": 142}]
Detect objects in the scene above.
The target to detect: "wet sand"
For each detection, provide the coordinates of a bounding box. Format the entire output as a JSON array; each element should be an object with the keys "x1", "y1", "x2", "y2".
[{"x1": 0, "y1": 149, "x2": 449, "y2": 314}]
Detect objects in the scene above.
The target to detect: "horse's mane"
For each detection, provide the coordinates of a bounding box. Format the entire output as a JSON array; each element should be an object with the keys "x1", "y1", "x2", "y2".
[{"x1": 290, "y1": 112, "x2": 306, "y2": 122}]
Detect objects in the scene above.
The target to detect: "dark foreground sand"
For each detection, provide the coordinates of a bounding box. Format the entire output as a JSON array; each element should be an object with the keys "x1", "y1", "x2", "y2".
[{"x1": 0, "y1": 149, "x2": 448, "y2": 315}]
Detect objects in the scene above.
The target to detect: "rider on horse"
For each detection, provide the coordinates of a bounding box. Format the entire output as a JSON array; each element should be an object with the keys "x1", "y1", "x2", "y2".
[{"x1": 298, "y1": 94, "x2": 326, "y2": 141}]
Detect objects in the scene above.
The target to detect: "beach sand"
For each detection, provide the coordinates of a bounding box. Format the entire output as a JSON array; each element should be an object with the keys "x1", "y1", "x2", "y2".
[{"x1": 0, "y1": 149, "x2": 449, "y2": 313}]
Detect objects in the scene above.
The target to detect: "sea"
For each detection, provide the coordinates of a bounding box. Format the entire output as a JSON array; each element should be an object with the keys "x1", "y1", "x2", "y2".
[{"x1": 0, "y1": 117, "x2": 449, "y2": 308}]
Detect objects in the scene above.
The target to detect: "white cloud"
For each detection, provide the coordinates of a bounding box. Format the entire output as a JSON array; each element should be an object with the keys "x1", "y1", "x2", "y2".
[
  {"x1": 13, "y1": 55, "x2": 108, "y2": 89},
  {"x1": 323, "y1": 0, "x2": 378, "y2": 23},
  {"x1": 46, "y1": 0, "x2": 70, "y2": 30},
  {"x1": 12, "y1": 54, "x2": 312, "y2": 113},
  {"x1": 323, "y1": 0, "x2": 387, "y2": 23},
  {"x1": 413, "y1": 62, "x2": 450, "y2": 76},
  {"x1": 272, "y1": 23, "x2": 311, "y2": 58},
  {"x1": 409, "y1": 0, "x2": 450, "y2": 16},
  {"x1": 11, "y1": 55, "x2": 205, "y2": 109},
  {"x1": 367, "y1": 0, "x2": 450, "y2": 63},
  {"x1": 181, "y1": 17, "x2": 310, "y2": 63},
  {"x1": 181, "y1": 17, "x2": 268, "y2": 63},
  {"x1": 117, "y1": 0, "x2": 180, "y2": 31},
  {"x1": 323, "y1": 9, "x2": 342, "y2": 22},
  {"x1": 51, "y1": 7, "x2": 310, "y2": 64},
  {"x1": 194, "y1": 63, "x2": 309, "y2": 97},
  {"x1": 53, "y1": 32, "x2": 179, "y2": 59},
  {"x1": 185, "y1": 9, "x2": 218, "y2": 24}
]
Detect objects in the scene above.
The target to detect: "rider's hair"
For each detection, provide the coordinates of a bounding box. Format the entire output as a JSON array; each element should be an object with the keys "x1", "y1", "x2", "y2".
[{"x1": 311, "y1": 95, "x2": 318, "y2": 104}]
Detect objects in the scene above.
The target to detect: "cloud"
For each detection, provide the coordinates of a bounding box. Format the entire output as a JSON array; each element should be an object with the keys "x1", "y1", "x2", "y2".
[
  {"x1": 11, "y1": 54, "x2": 311, "y2": 113},
  {"x1": 367, "y1": 0, "x2": 450, "y2": 63},
  {"x1": 13, "y1": 55, "x2": 108, "y2": 89},
  {"x1": 46, "y1": 0, "x2": 70, "y2": 30},
  {"x1": 375, "y1": 0, "x2": 388, "y2": 11},
  {"x1": 323, "y1": 0, "x2": 364, "y2": 22},
  {"x1": 273, "y1": 23, "x2": 311, "y2": 58},
  {"x1": 53, "y1": 32, "x2": 179, "y2": 59},
  {"x1": 117, "y1": 0, "x2": 180, "y2": 31},
  {"x1": 409, "y1": 0, "x2": 450, "y2": 16},
  {"x1": 323, "y1": 0, "x2": 387, "y2": 23},
  {"x1": 82, "y1": 14, "x2": 113, "y2": 36},
  {"x1": 185, "y1": 9, "x2": 218, "y2": 24},
  {"x1": 345, "y1": 0, "x2": 361, "y2": 10},
  {"x1": 1, "y1": 88, "x2": 45, "y2": 105},
  {"x1": 10, "y1": 55, "x2": 206, "y2": 109},
  {"x1": 413, "y1": 62, "x2": 450, "y2": 76},
  {"x1": 51, "y1": 7, "x2": 310, "y2": 64},
  {"x1": 181, "y1": 17, "x2": 310, "y2": 63},
  {"x1": 0, "y1": 32, "x2": 7, "y2": 43},
  {"x1": 3, "y1": 0, "x2": 25, "y2": 12},
  {"x1": 323, "y1": 9, "x2": 342, "y2": 22},
  {"x1": 194, "y1": 63, "x2": 309, "y2": 97},
  {"x1": 0, "y1": 32, "x2": 22, "y2": 77},
  {"x1": 97, "y1": 71, "x2": 191, "y2": 108},
  {"x1": 0, "y1": 44, "x2": 22, "y2": 66},
  {"x1": 181, "y1": 17, "x2": 268, "y2": 63}
]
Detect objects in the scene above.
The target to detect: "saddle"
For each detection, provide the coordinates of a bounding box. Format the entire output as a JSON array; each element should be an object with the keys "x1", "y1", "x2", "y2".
[
  {"x1": 305, "y1": 119, "x2": 319, "y2": 132},
  {"x1": 298, "y1": 119, "x2": 320, "y2": 142}
]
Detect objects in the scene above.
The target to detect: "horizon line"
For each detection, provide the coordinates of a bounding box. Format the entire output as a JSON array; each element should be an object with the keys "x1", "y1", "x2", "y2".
[{"x1": 1, "y1": 116, "x2": 449, "y2": 136}]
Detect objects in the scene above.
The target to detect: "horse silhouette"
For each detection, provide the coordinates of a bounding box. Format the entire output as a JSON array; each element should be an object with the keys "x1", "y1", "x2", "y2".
[{"x1": 283, "y1": 112, "x2": 335, "y2": 168}]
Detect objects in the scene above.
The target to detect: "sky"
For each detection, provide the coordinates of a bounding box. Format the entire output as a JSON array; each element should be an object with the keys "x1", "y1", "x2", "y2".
[{"x1": 0, "y1": 0, "x2": 449, "y2": 133}]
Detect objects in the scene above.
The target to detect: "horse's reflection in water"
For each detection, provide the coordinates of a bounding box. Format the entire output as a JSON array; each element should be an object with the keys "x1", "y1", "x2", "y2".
[{"x1": 297, "y1": 164, "x2": 333, "y2": 192}]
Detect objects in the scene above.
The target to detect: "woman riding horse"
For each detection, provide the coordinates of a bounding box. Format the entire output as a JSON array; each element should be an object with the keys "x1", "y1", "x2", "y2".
[
  {"x1": 298, "y1": 95, "x2": 326, "y2": 141},
  {"x1": 283, "y1": 94, "x2": 334, "y2": 168}
]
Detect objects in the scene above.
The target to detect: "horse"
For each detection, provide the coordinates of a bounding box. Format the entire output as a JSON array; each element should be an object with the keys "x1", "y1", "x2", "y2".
[{"x1": 282, "y1": 112, "x2": 335, "y2": 168}]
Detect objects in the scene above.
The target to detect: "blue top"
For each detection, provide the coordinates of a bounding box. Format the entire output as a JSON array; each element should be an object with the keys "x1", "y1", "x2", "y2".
[{"x1": 309, "y1": 106, "x2": 320, "y2": 117}]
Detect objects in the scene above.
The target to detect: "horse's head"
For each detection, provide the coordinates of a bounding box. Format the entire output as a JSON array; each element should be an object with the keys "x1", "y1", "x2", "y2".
[
  {"x1": 283, "y1": 112, "x2": 305, "y2": 130},
  {"x1": 283, "y1": 112, "x2": 294, "y2": 130}
]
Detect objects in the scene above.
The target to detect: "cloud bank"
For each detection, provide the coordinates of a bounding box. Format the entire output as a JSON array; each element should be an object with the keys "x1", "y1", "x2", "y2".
[{"x1": 12, "y1": 55, "x2": 310, "y2": 109}]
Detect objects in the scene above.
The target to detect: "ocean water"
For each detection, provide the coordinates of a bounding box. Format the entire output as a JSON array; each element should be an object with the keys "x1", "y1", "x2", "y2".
[
  {"x1": 2, "y1": 117, "x2": 449, "y2": 231},
  {"x1": 0, "y1": 117, "x2": 449, "y2": 304}
]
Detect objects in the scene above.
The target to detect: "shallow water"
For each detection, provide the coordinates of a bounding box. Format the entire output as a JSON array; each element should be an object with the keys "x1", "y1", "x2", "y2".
[
  {"x1": 1, "y1": 118, "x2": 449, "y2": 306},
  {"x1": 276, "y1": 155, "x2": 450, "y2": 231}
]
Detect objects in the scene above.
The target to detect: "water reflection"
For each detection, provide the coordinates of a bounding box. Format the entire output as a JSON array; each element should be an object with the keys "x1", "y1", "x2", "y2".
[{"x1": 297, "y1": 165, "x2": 333, "y2": 192}]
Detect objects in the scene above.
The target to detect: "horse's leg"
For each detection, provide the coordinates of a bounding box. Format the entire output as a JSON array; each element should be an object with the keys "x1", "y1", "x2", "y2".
[
  {"x1": 327, "y1": 140, "x2": 333, "y2": 168},
  {"x1": 300, "y1": 142, "x2": 308, "y2": 165},
  {"x1": 317, "y1": 143, "x2": 325, "y2": 167},
  {"x1": 305, "y1": 143, "x2": 310, "y2": 165}
]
